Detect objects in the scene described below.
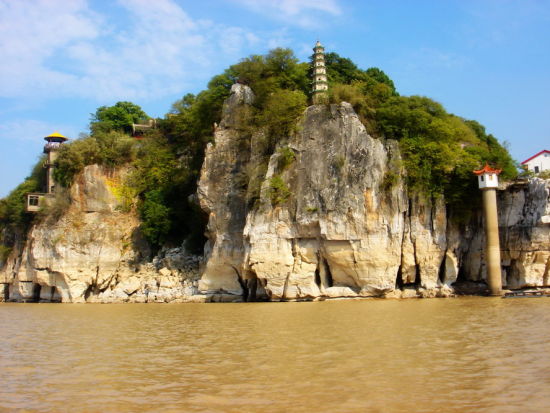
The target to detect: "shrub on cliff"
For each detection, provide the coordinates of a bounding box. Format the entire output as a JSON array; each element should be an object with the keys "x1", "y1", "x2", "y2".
[
  {"x1": 91, "y1": 101, "x2": 148, "y2": 135},
  {"x1": 256, "y1": 89, "x2": 307, "y2": 150},
  {"x1": 0, "y1": 157, "x2": 46, "y2": 226},
  {"x1": 54, "y1": 131, "x2": 137, "y2": 187}
]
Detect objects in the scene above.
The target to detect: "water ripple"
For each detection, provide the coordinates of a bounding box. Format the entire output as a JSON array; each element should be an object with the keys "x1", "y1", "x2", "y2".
[{"x1": 1, "y1": 298, "x2": 549, "y2": 412}]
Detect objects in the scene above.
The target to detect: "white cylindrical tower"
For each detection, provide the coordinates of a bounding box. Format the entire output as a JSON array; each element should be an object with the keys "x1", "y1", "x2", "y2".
[{"x1": 473, "y1": 164, "x2": 503, "y2": 296}]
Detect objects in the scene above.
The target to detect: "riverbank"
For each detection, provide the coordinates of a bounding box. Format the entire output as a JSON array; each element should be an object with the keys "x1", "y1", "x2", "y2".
[{"x1": 2, "y1": 283, "x2": 550, "y2": 303}]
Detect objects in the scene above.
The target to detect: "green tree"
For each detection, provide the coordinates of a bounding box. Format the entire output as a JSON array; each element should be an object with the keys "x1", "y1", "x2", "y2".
[
  {"x1": 364, "y1": 67, "x2": 397, "y2": 95},
  {"x1": 324, "y1": 52, "x2": 362, "y2": 84},
  {"x1": 256, "y1": 89, "x2": 307, "y2": 150},
  {"x1": 90, "y1": 101, "x2": 148, "y2": 134}
]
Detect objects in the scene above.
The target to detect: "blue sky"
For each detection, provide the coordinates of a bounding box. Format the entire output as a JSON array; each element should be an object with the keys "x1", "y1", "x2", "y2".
[{"x1": 1, "y1": 0, "x2": 549, "y2": 197}]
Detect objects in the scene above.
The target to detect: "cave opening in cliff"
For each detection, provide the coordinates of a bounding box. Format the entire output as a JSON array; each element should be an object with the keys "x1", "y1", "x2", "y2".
[
  {"x1": 395, "y1": 266, "x2": 404, "y2": 289},
  {"x1": 323, "y1": 259, "x2": 334, "y2": 288},
  {"x1": 246, "y1": 274, "x2": 258, "y2": 302},
  {"x1": 83, "y1": 284, "x2": 95, "y2": 301},
  {"x1": 414, "y1": 264, "x2": 422, "y2": 287},
  {"x1": 32, "y1": 283, "x2": 41, "y2": 302},
  {"x1": 454, "y1": 265, "x2": 468, "y2": 285},
  {"x1": 1, "y1": 283, "x2": 8, "y2": 301},
  {"x1": 438, "y1": 257, "x2": 446, "y2": 285},
  {"x1": 314, "y1": 256, "x2": 334, "y2": 289}
]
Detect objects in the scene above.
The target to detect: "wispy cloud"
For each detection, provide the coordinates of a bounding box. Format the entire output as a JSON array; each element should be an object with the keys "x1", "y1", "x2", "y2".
[
  {"x1": 402, "y1": 48, "x2": 469, "y2": 72},
  {"x1": 0, "y1": 0, "x2": 260, "y2": 102},
  {"x1": 231, "y1": 0, "x2": 342, "y2": 28}
]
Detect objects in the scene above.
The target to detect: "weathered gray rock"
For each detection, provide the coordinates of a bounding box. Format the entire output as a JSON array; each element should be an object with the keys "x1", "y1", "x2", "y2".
[{"x1": 197, "y1": 84, "x2": 550, "y2": 300}]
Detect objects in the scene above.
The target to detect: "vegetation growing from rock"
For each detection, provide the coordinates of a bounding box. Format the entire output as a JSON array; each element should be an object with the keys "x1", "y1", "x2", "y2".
[
  {"x1": 0, "y1": 47, "x2": 518, "y2": 253},
  {"x1": 268, "y1": 175, "x2": 292, "y2": 206},
  {"x1": 0, "y1": 157, "x2": 46, "y2": 230},
  {"x1": 54, "y1": 130, "x2": 137, "y2": 187},
  {"x1": 276, "y1": 146, "x2": 296, "y2": 171}
]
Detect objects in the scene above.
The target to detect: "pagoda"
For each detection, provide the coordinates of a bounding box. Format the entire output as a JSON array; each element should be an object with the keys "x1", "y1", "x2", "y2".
[{"x1": 312, "y1": 40, "x2": 328, "y2": 104}]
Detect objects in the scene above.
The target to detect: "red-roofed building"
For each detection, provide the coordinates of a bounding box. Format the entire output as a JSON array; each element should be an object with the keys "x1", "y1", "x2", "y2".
[
  {"x1": 473, "y1": 164, "x2": 501, "y2": 189},
  {"x1": 521, "y1": 150, "x2": 550, "y2": 174}
]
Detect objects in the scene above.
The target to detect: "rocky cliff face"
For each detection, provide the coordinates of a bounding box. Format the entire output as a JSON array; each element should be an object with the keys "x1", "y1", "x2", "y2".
[
  {"x1": 0, "y1": 165, "x2": 202, "y2": 303},
  {"x1": 1, "y1": 84, "x2": 548, "y2": 303},
  {"x1": 197, "y1": 83, "x2": 550, "y2": 301}
]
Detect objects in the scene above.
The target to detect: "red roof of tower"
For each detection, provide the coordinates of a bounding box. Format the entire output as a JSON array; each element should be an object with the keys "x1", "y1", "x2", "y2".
[{"x1": 473, "y1": 164, "x2": 502, "y2": 176}]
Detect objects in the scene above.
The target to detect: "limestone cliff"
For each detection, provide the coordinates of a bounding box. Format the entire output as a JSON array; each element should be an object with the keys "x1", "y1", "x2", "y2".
[
  {"x1": 1, "y1": 84, "x2": 548, "y2": 303},
  {"x1": 0, "y1": 165, "x2": 201, "y2": 303},
  {"x1": 197, "y1": 83, "x2": 550, "y2": 301}
]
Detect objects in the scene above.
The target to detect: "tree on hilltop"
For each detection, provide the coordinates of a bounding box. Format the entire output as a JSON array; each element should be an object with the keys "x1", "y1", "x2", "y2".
[{"x1": 91, "y1": 101, "x2": 148, "y2": 135}]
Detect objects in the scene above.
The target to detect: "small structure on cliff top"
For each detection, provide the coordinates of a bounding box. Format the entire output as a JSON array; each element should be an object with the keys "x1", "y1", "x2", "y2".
[
  {"x1": 473, "y1": 164, "x2": 503, "y2": 296},
  {"x1": 132, "y1": 118, "x2": 157, "y2": 138},
  {"x1": 521, "y1": 150, "x2": 550, "y2": 174},
  {"x1": 312, "y1": 40, "x2": 328, "y2": 104},
  {"x1": 25, "y1": 131, "x2": 69, "y2": 212}
]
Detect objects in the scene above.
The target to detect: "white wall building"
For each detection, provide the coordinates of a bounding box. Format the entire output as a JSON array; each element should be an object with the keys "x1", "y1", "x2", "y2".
[{"x1": 521, "y1": 150, "x2": 550, "y2": 174}]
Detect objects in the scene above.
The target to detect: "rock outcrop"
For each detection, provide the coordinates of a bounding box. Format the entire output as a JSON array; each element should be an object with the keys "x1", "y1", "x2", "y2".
[
  {"x1": 0, "y1": 165, "x2": 203, "y2": 303},
  {"x1": 197, "y1": 83, "x2": 550, "y2": 301},
  {"x1": 1, "y1": 84, "x2": 548, "y2": 303}
]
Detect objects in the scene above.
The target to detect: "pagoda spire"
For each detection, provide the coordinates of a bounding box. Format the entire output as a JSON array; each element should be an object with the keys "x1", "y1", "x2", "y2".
[{"x1": 312, "y1": 40, "x2": 328, "y2": 104}]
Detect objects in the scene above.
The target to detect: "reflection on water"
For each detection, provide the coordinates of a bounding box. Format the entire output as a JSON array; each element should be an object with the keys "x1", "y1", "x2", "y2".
[{"x1": 1, "y1": 298, "x2": 549, "y2": 412}]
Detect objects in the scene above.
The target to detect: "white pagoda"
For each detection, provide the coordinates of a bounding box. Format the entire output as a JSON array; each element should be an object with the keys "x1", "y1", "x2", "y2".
[{"x1": 312, "y1": 41, "x2": 328, "y2": 104}]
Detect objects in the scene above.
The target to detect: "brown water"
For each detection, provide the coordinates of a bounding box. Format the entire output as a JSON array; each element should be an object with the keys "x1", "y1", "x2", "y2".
[{"x1": 1, "y1": 298, "x2": 549, "y2": 412}]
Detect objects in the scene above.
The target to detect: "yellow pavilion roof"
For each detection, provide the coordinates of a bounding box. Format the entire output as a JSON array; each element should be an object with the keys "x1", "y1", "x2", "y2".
[{"x1": 44, "y1": 131, "x2": 68, "y2": 141}]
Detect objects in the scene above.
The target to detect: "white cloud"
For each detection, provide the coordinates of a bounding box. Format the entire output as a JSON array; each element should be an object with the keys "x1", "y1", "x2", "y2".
[
  {"x1": 0, "y1": 0, "x2": 261, "y2": 102},
  {"x1": 0, "y1": 0, "x2": 100, "y2": 98},
  {"x1": 231, "y1": 0, "x2": 342, "y2": 28}
]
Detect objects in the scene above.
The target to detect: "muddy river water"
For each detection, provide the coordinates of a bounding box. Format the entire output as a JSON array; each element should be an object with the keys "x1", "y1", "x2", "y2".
[{"x1": 1, "y1": 297, "x2": 549, "y2": 412}]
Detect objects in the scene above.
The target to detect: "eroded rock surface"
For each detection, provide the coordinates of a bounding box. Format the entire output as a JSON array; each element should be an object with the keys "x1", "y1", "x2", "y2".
[
  {"x1": 1, "y1": 84, "x2": 548, "y2": 303},
  {"x1": 0, "y1": 165, "x2": 202, "y2": 303},
  {"x1": 197, "y1": 84, "x2": 550, "y2": 301}
]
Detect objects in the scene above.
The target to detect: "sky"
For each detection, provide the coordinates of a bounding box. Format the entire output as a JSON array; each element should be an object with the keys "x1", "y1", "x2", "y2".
[{"x1": 1, "y1": 0, "x2": 549, "y2": 197}]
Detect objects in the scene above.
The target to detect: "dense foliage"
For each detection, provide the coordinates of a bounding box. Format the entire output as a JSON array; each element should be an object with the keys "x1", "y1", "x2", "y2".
[
  {"x1": 1, "y1": 47, "x2": 519, "y2": 253},
  {"x1": 91, "y1": 101, "x2": 149, "y2": 135},
  {"x1": 319, "y1": 53, "x2": 517, "y2": 216},
  {"x1": 0, "y1": 156, "x2": 46, "y2": 234},
  {"x1": 54, "y1": 130, "x2": 136, "y2": 187},
  {"x1": 375, "y1": 96, "x2": 516, "y2": 214}
]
